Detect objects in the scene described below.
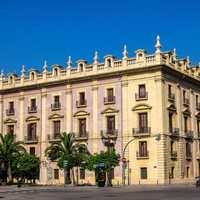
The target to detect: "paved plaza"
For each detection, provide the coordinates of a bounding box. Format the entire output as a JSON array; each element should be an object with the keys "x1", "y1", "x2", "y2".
[{"x1": 0, "y1": 185, "x2": 200, "y2": 200}]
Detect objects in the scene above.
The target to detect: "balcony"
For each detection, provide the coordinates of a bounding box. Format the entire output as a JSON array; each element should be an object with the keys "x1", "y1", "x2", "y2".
[
  {"x1": 196, "y1": 103, "x2": 200, "y2": 111},
  {"x1": 48, "y1": 134, "x2": 61, "y2": 142},
  {"x1": 170, "y1": 128, "x2": 180, "y2": 137},
  {"x1": 104, "y1": 96, "x2": 116, "y2": 105},
  {"x1": 51, "y1": 102, "x2": 61, "y2": 111},
  {"x1": 6, "y1": 109, "x2": 15, "y2": 116},
  {"x1": 168, "y1": 93, "x2": 175, "y2": 102},
  {"x1": 75, "y1": 131, "x2": 89, "y2": 141},
  {"x1": 135, "y1": 92, "x2": 148, "y2": 101},
  {"x1": 76, "y1": 100, "x2": 87, "y2": 108},
  {"x1": 132, "y1": 127, "x2": 151, "y2": 137},
  {"x1": 186, "y1": 152, "x2": 192, "y2": 160},
  {"x1": 136, "y1": 151, "x2": 149, "y2": 159},
  {"x1": 28, "y1": 106, "x2": 37, "y2": 113},
  {"x1": 185, "y1": 130, "x2": 193, "y2": 139},
  {"x1": 171, "y1": 151, "x2": 178, "y2": 160},
  {"x1": 101, "y1": 129, "x2": 118, "y2": 139},
  {"x1": 183, "y1": 98, "x2": 190, "y2": 106},
  {"x1": 24, "y1": 135, "x2": 38, "y2": 144}
]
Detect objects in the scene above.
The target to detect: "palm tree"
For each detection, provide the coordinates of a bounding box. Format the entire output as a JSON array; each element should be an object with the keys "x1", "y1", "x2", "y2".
[
  {"x1": 0, "y1": 133, "x2": 26, "y2": 183},
  {"x1": 45, "y1": 132, "x2": 89, "y2": 185}
]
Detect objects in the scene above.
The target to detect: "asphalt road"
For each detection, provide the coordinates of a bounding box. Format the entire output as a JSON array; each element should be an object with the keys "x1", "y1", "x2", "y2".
[{"x1": 1, "y1": 185, "x2": 200, "y2": 200}]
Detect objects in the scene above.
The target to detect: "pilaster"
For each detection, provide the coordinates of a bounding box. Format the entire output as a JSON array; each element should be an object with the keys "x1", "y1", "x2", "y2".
[
  {"x1": 19, "y1": 92, "x2": 24, "y2": 141},
  {"x1": 66, "y1": 85, "x2": 72, "y2": 132},
  {"x1": 0, "y1": 95, "x2": 3, "y2": 134}
]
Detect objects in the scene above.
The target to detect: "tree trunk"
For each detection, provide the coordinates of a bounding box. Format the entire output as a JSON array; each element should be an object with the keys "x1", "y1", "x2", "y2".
[
  {"x1": 7, "y1": 160, "x2": 12, "y2": 184},
  {"x1": 65, "y1": 168, "x2": 71, "y2": 184},
  {"x1": 71, "y1": 168, "x2": 75, "y2": 185}
]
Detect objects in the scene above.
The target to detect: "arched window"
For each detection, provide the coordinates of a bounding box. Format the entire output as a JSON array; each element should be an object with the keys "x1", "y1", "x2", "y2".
[
  {"x1": 54, "y1": 68, "x2": 58, "y2": 76},
  {"x1": 107, "y1": 59, "x2": 112, "y2": 67},
  {"x1": 79, "y1": 63, "x2": 84, "y2": 72},
  {"x1": 31, "y1": 72, "x2": 35, "y2": 80},
  {"x1": 9, "y1": 76, "x2": 13, "y2": 84}
]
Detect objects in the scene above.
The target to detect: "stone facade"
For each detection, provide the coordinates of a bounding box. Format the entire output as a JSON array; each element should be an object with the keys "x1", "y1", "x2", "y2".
[{"x1": 1, "y1": 36, "x2": 200, "y2": 185}]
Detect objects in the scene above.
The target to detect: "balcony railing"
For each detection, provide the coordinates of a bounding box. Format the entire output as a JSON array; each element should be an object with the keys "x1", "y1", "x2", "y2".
[
  {"x1": 101, "y1": 129, "x2": 118, "y2": 139},
  {"x1": 136, "y1": 151, "x2": 149, "y2": 159},
  {"x1": 76, "y1": 131, "x2": 89, "y2": 141},
  {"x1": 168, "y1": 93, "x2": 175, "y2": 101},
  {"x1": 51, "y1": 102, "x2": 61, "y2": 111},
  {"x1": 104, "y1": 96, "x2": 116, "y2": 104},
  {"x1": 186, "y1": 152, "x2": 192, "y2": 160},
  {"x1": 183, "y1": 98, "x2": 190, "y2": 106},
  {"x1": 24, "y1": 135, "x2": 38, "y2": 144},
  {"x1": 76, "y1": 100, "x2": 87, "y2": 108},
  {"x1": 185, "y1": 130, "x2": 193, "y2": 139},
  {"x1": 170, "y1": 128, "x2": 180, "y2": 137},
  {"x1": 171, "y1": 151, "x2": 177, "y2": 160},
  {"x1": 135, "y1": 92, "x2": 148, "y2": 101},
  {"x1": 48, "y1": 134, "x2": 61, "y2": 142},
  {"x1": 196, "y1": 103, "x2": 200, "y2": 111},
  {"x1": 132, "y1": 127, "x2": 151, "y2": 136},
  {"x1": 6, "y1": 109, "x2": 15, "y2": 116},
  {"x1": 28, "y1": 106, "x2": 37, "y2": 113}
]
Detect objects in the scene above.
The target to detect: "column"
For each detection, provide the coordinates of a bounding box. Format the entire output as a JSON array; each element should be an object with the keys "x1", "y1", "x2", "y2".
[
  {"x1": 66, "y1": 84, "x2": 72, "y2": 132},
  {"x1": 40, "y1": 88, "x2": 48, "y2": 184},
  {"x1": 92, "y1": 81, "x2": 98, "y2": 153},
  {"x1": 0, "y1": 95, "x2": 3, "y2": 134},
  {"x1": 19, "y1": 92, "x2": 24, "y2": 141}
]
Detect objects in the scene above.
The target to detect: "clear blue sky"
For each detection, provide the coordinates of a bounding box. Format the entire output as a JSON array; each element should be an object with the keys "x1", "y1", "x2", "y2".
[{"x1": 0, "y1": 0, "x2": 200, "y2": 74}]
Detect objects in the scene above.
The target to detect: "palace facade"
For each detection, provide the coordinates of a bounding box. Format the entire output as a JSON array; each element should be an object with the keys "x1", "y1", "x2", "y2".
[{"x1": 1, "y1": 36, "x2": 200, "y2": 185}]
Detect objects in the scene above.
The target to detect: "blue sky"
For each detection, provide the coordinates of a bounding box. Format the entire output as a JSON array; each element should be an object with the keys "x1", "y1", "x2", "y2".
[{"x1": 0, "y1": 0, "x2": 200, "y2": 74}]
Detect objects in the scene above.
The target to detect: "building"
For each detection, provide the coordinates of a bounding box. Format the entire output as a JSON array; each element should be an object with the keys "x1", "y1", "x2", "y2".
[{"x1": 0, "y1": 36, "x2": 200, "y2": 185}]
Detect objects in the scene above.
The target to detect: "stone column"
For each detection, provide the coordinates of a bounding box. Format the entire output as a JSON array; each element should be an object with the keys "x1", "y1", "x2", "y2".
[
  {"x1": 40, "y1": 88, "x2": 48, "y2": 184},
  {"x1": 92, "y1": 81, "x2": 98, "y2": 153},
  {"x1": 0, "y1": 95, "x2": 3, "y2": 134},
  {"x1": 66, "y1": 85, "x2": 72, "y2": 132},
  {"x1": 19, "y1": 92, "x2": 24, "y2": 141}
]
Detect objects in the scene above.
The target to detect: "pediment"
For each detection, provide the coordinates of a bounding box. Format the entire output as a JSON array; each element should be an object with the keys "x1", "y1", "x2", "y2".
[
  {"x1": 73, "y1": 110, "x2": 90, "y2": 117},
  {"x1": 48, "y1": 113, "x2": 64, "y2": 120},
  {"x1": 132, "y1": 103, "x2": 152, "y2": 111},
  {"x1": 167, "y1": 103, "x2": 177, "y2": 112},
  {"x1": 26, "y1": 116, "x2": 40, "y2": 122},
  {"x1": 4, "y1": 118, "x2": 17, "y2": 124},
  {"x1": 182, "y1": 108, "x2": 191, "y2": 116},
  {"x1": 101, "y1": 107, "x2": 119, "y2": 114}
]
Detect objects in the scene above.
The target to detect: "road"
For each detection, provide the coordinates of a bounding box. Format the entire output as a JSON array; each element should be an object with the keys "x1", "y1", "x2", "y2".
[{"x1": 1, "y1": 185, "x2": 200, "y2": 200}]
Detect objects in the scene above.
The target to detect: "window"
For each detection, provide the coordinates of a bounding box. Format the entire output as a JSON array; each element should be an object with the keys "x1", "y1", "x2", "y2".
[
  {"x1": 183, "y1": 90, "x2": 186, "y2": 101},
  {"x1": 138, "y1": 113, "x2": 148, "y2": 132},
  {"x1": 196, "y1": 95, "x2": 199, "y2": 106},
  {"x1": 54, "y1": 68, "x2": 58, "y2": 76},
  {"x1": 186, "y1": 167, "x2": 190, "y2": 178},
  {"x1": 31, "y1": 72, "x2": 35, "y2": 80},
  {"x1": 186, "y1": 142, "x2": 192, "y2": 157},
  {"x1": 79, "y1": 63, "x2": 84, "y2": 72},
  {"x1": 54, "y1": 96, "x2": 60, "y2": 104},
  {"x1": 140, "y1": 168, "x2": 147, "y2": 179},
  {"x1": 27, "y1": 123, "x2": 37, "y2": 140},
  {"x1": 79, "y1": 92, "x2": 86, "y2": 105},
  {"x1": 169, "y1": 112, "x2": 173, "y2": 133},
  {"x1": 171, "y1": 167, "x2": 174, "y2": 179},
  {"x1": 30, "y1": 147, "x2": 35, "y2": 155},
  {"x1": 7, "y1": 125, "x2": 14, "y2": 135},
  {"x1": 170, "y1": 141, "x2": 174, "y2": 153},
  {"x1": 79, "y1": 118, "x2": 86, "y2": 137},
  {"x1": 107, "y1": 59, "x2": 111, "y2": 67},
  {"x1": 107, "y1": 88, "x2": 114, "y2": 102},
  {"x1": 30, "y1": 99, "x2": 36, "y2": 108},
  {"x1": 9, "y1": 101, "x2": 14, "y2": 111},
  {"x1": 139, "y1": 141, "x2": 148, "y2": 157},
  {"x1": 52, "y1": 95, "x2": 60, "y2": 110},
  {"x1": 197, "y1": 120, "x2": 200, "y2": 135},
  {"x1": 168, "y1": 85, "x2": 172, "y2": 97},
  {"x1": 107, "y1": 116, "x2": 115, "y2": 133},
  {"x1": 54, "y1": 169, "x2": 59, "y2": 180},
  {"x1": 80, "y1": 168, "x2": 85, "y2": 179},
  {"x1": 184, "y1": 116, "x2": 188, "y2": 133},
  {"x1": 139, "y1": 84, "x2": 146, "y2": 98},
  {"x1": 53, "y1": 121, "x2": 60, "y2": 137}
]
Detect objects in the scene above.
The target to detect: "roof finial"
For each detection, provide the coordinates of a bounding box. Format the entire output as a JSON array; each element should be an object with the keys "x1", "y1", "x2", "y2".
[
  {"x1": 123, "y1": 44, "x2": 128, "y2": 59},
  {"x1": 0, "y1": 69, "x2": 4, "y2": 77},
  {"x1": 67, "y1": 56, "x2": 72, "y2": 68},
  {"x1": 187, "y1": 56, "x2": 190, "y2": 64},
  {"x1": 155, "y1": 35, "x2": 162, "y2": 53},
  {"x1": 21, "y1": 65, "x2": 26, "y2": 77},
  {"x1": 43, "y1": 60, "x2": 48, "y2": 72},
  {"x1": 93, "y1": 51, "x2": 99, "y2": 64}
]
